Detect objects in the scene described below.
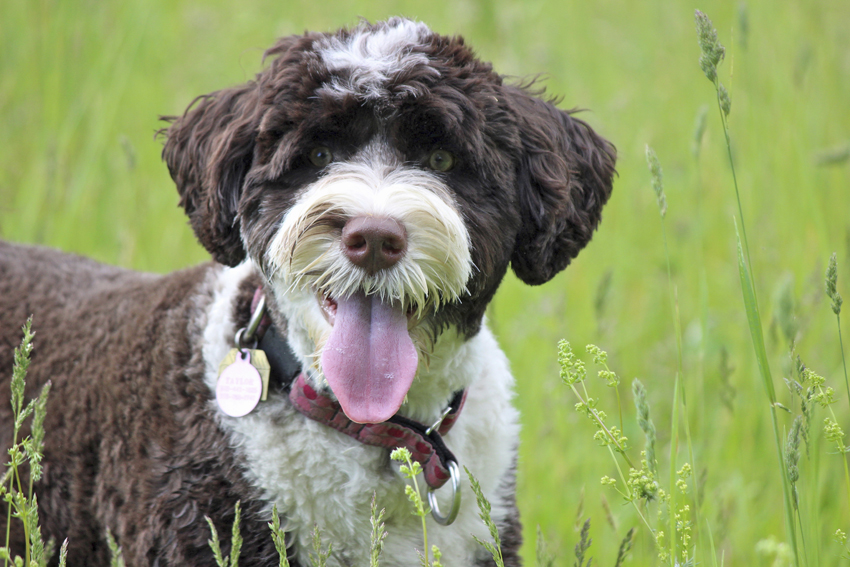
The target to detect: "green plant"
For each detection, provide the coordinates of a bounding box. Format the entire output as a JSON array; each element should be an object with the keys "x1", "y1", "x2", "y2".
[
  {"x1": 268, "y1": 504, "x2": 291, "y2": 567},
  {"x1": 0, "y1": 319, "x2": 55, "y2": 567},
  {"x1": 368, "y1": 493, "x2": 387, "y2": 567},
  {"x1": 559, "y1": 340, "x2": 699, "y2": 566},
  {"x1": 825, "y1": 254, "x2": 849, "y2": 419},
  {"x1": 695, "y1": 9, "x2": 800, "y2": 565},
  {"x1": 308, "y1": 525, "x2": 332, "y2": 567},
  {"x1": 573, "y1": 519, "x2": 591, "y2": 567},
  {"x1": 106, "y1": 529, "x2": 125, "y2": 567},
  {"x1": 465, "y1": 467, "x2": 504, "y2": 567},
  {"x1": 390, "y1": 447, "x2": 441, "y2": 567},
  {"x1": 205, "y1": 501, "x2": 243, "y2": 567}
]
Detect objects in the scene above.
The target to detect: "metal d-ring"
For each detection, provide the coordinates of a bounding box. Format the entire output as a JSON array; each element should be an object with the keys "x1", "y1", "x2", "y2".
[
  {"x1": 427, "y1": 460, "x2": 461, "y2": 526},
  {"x1": 235, "y1": 295, "x2": 266, "y2": 349}
]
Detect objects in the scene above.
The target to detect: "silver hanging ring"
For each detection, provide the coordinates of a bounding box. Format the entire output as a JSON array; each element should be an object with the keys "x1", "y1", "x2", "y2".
[
  {"x1": 234, "y1": 295, "x2": 266, "y2": 349},
  {"x1": 428, "y1": 460, "x2": 461, "y2": 526}
]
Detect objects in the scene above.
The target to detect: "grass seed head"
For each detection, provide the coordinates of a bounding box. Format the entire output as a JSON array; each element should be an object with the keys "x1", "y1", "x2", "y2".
[
  {"x1": 718, "y1": 82, "x2": 732, "y2": 116},
  {"x1": 574, "y1": 518, "x2": 592, "y2": 567},
  {"x1": 786, "y1": 415, "x2": 803, "y2": 485},
  {"x1": 613, "y1": 528, "x2": 635, "y2": 567},
  {"x1": 632, "y1": 379, "x2": 657, "y2": 476},
  {"x1": 826, "y1": 252, "x2": 843, "y2": 315},
  {"x1": 695, "y1": 10, "x2": 725, "y2": 83},
  {"x1": 691, "y1": 105, "x2": 709, "y2": 160},
  {"x1": 737, "y1": 2, "x2": 750, "y2": 50},
  {"x1": 645, "y1": 145, "x2": 667, "y2": 218}
]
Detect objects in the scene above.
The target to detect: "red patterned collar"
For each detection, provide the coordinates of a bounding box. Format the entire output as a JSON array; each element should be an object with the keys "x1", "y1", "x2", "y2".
[{"x1": 288, "y1": 374, "x2": 466, "y2": 489}]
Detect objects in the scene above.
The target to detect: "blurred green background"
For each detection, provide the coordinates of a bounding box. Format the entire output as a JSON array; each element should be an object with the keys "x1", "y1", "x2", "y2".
[{"x1": 2, "y1": 0, "x2": 849, "y2": 564}]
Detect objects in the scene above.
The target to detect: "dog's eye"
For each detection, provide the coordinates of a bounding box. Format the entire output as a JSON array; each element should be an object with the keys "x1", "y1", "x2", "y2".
[
  {"x1": 308, "y1": 147, "x2": 333, "y2": 168},
  {"x1": 427, "y1": 149, "x2": 455, "y2": 172}
]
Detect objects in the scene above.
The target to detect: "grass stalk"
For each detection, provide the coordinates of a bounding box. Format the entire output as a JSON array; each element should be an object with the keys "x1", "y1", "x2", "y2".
[
  {"x1": 668, "y1": 376, "x2": 679, "y2": 566},
  {"x1": 696, "y1": 10, "x2": 800, "y2": 565},
  {"x1": 838, "y1": 320, "x2": 849, "y2": 415},
  {"x1": 647, "y1": 144, "x2": 703, "y2": 560},
  {"x1": 734, "y1": 221, "x2": 800, "y2": 566},
  {"x1": 567, "y1": 380, "x2": 635, "y2": 471},
  {"x1": 390, "y1": 448, "x2": 433, "y2": 566},
  {"x1": 825, "y1": 253, "x2": 849, "y2": 416}
]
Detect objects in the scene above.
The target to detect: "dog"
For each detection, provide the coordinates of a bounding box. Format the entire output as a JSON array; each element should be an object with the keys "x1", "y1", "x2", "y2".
[{"x1": 0, "y1": 17, "x2": 614, "y2": 566}]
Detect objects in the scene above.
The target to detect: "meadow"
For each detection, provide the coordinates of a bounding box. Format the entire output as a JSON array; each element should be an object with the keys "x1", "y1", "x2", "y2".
[{"x1": 1, "y1": 0, "x2": 849, "y2": 564}]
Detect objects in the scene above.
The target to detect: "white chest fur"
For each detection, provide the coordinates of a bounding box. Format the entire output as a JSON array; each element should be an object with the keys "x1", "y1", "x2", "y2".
[{"x1": 201, "y1": 265, "x2": 519, "y2": 567}]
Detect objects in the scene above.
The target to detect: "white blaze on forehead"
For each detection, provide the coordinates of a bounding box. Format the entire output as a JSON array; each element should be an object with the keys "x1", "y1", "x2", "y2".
[{"x1": 316, "y1": 18, "x2": 439, "y2": 99}]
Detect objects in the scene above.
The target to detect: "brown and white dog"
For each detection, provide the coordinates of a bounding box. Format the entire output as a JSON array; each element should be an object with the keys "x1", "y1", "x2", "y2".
[{"x1": 0, "y1": 18, "x2": 614, "y2": 566}]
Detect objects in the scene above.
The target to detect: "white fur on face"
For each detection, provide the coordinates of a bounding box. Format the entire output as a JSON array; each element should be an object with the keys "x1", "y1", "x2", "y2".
[
  {"x1": 263, "y1": 156, "x2": 472, "y2": 387},
  {"x1": 316, "y1": 18, "x2": 439, "y2": 100},
  {"x1": 266, "y1": 159, "x2": 472, "y2": 314}
]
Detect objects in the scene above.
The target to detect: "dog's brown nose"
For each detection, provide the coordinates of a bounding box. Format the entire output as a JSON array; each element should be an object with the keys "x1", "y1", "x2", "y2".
[{"x1": 341, "y1": 217, "x2": 407, "y2": 273}]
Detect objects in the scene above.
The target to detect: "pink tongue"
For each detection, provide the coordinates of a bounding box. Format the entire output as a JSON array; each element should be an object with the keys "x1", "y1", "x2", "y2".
[{"x1": 321, "y1": 290, "x2": 418, "y2": 424}]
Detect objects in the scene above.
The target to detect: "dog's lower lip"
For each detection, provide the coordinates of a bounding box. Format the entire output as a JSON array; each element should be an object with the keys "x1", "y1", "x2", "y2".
[
  {"x1": 320, "y1": 294, "x2": 338, "y2": 325},
  {"x1": 317, "y1": 293, "x2": 417, "y2": 326}
]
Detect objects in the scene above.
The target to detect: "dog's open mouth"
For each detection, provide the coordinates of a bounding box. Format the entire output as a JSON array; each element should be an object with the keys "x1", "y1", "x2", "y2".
[{"x1": 318, "y1": 290, "x2": 419, "y2": 424}]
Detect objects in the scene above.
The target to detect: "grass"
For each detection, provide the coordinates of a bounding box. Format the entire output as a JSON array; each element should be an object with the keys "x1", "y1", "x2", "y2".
[{"x1": 1, "y1": 0, "x2": 849, "y2": 564}]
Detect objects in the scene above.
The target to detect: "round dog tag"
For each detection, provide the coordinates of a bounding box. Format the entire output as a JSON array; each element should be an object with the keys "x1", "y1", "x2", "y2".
[{"x1": 216, "y1": 350, "x2": 263, "y2": 417}]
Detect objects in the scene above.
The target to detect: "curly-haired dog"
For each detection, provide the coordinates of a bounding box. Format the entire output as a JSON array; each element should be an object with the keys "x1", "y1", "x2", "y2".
[{"x1": 0, "y1": 18, "x2": 614, "y2": 566}]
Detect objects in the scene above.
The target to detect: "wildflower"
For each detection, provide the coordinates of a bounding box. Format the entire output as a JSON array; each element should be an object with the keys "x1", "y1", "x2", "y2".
[
  {"x1": 627, "y1": 464, "x2": 660, "y2": 502},
  {"x1": 655, "y1": 531, "x2": 669, "y2": 562},
  {"x1": 558, "y1": 340, "x2": 587, "y2": 385},
  {"x1": 824, "y1": 417, "x2": 846, "y2": 447},
  {"x1": 586, "y1": 344, "x2": 608, "y2": 365},
  {"x1": 676, "y1": 463, "x2": 691, "y2": 494},
  {"x1": 803, "y1": 368, "x2": 826, "y2": 389},
  {"x1": 599, "y1": 370, "x2": 619, "y2": 387}
]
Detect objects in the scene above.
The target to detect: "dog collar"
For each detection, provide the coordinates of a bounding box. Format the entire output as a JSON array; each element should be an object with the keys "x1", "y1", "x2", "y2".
[{"x1": 239, "y1": 290, "x2": 466, "y2": 493}]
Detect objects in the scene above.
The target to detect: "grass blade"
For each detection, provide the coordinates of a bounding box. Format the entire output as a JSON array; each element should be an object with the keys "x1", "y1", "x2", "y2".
[{"x1": 734, "y1": 220, "x2": 799, "y2": 566}]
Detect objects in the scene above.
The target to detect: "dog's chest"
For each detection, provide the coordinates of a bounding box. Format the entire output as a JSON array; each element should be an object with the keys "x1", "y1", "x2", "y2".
[{"x1": 199, "y1": 265, "x2": 519, "y2": 566}]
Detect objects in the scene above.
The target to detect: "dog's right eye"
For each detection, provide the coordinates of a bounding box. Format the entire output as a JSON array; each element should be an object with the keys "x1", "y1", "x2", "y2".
[
  {"x1": 427, "y1": 149, "x2": 455, "y2": 172},
  {"x1": 308, "y1": 147, "x2": 333, "y2": 168}
]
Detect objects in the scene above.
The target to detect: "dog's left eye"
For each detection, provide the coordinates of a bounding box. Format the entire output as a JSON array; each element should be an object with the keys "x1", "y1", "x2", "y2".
[
  {"x1": 308, "y1": 147, "x2": 334, "y2": 168},
  {"x1": 427, "y1": 149, "x2": 455, "y2": 172}
]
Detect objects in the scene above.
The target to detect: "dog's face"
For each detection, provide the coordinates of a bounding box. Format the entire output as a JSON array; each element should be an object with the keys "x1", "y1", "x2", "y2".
[{"x1": 163, "y1": 18, "x2": 615, "y2": 424}]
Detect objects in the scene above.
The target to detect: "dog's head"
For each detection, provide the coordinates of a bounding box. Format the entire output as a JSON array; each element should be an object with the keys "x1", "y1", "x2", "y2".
[{"x1": 163, "y1": 18, "x2": 615, "y2": 424}]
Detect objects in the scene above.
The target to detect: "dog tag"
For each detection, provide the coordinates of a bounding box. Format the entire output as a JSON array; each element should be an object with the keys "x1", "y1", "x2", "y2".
[
  {"x1": 219, "y1": 348, "x2": 271, "y2": 401},
  {"x1": 216, "y1": 350, "x2": 264, "y2": 417}
]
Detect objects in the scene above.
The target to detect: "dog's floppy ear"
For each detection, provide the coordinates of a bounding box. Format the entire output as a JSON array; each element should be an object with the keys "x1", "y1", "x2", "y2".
[
  {"x1": 162, "y1": 82, "x2": 262, "y2": 266},
  {"x1": 504, "y1": 86, "x2": 616, "y2": 285}
]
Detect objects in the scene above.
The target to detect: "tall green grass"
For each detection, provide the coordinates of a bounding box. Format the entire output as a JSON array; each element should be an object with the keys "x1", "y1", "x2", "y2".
[{"x1": 2, "y1": 0, "x2": 849, "y2": 564}]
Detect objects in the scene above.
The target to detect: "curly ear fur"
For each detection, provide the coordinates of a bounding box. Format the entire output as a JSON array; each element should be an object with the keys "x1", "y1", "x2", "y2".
[
  {"x1": 505, "y1": 87, "x2": 616, "y2": 285},
  {"x1": 162, "y1": 84, "x2": 263, "y2": 266}
]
